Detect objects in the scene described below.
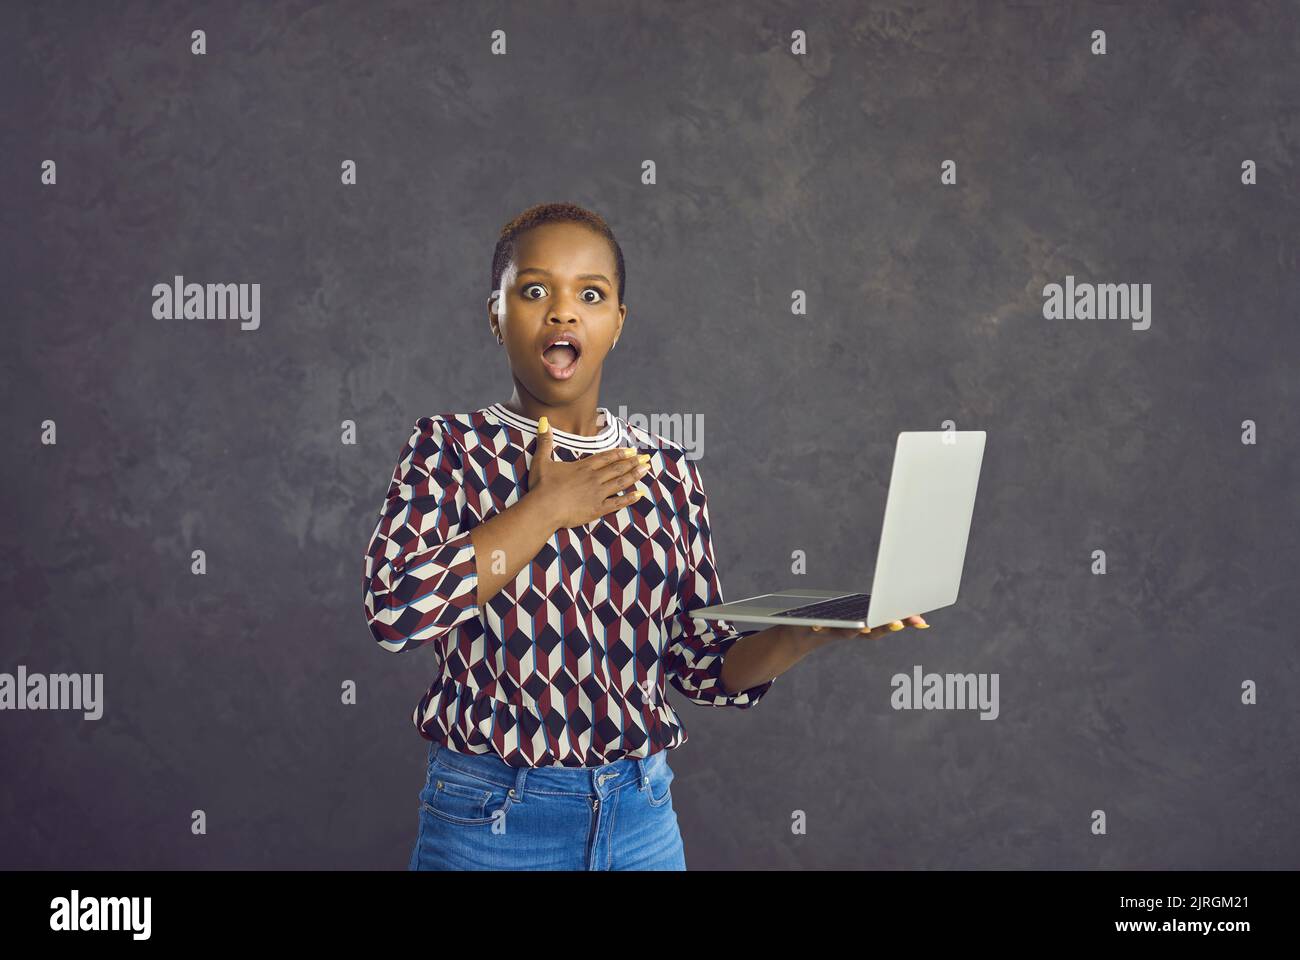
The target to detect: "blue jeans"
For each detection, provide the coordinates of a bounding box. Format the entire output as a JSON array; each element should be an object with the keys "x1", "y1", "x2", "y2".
[{"x1": 407, "y1": 740, "x2": 687, "y2": 870}]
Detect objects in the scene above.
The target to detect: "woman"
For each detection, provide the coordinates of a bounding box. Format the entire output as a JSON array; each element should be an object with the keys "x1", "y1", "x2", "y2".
[{"x1": 362, "y1": 202, "x2": 928, "y2": 871}]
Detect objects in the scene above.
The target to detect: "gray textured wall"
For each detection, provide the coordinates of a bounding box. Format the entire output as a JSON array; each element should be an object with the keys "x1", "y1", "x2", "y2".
[{"x1": 2, "y1": 0, "x2": 1297, "y2": 870}]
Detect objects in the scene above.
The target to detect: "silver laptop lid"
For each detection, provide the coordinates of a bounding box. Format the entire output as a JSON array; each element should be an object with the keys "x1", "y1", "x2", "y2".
[{"x1": 865, "y1": 430, "x2": 985, "y2": 627}]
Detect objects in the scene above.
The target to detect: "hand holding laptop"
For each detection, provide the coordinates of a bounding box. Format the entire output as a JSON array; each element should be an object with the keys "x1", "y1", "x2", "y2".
[{"x1": 805, "y1": 613, "x2": 929, "y2": 642}]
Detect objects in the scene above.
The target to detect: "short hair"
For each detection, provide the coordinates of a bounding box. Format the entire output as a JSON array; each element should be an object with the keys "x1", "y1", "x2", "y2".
[{"x1": 491, "y1": 202, "x2": 626, "y2": 306}]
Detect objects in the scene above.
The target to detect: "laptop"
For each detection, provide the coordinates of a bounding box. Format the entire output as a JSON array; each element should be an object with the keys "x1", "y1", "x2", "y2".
[{"x1": 690, "y1": 430, "x2": 986, "y2": 629}]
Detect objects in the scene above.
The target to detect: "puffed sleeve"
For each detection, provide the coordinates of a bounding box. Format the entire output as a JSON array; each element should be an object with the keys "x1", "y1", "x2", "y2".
[
  {"x1": 663, "y1": 456, "x2": 776, "y2": 708},
  {"x1": 362, "y1": 417, "x2": 480, "y2": 653}
]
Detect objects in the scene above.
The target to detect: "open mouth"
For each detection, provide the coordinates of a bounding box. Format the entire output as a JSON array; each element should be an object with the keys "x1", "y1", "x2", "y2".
[{"x1": 541, "y1": 341, "x2": 582, "y2": 380}]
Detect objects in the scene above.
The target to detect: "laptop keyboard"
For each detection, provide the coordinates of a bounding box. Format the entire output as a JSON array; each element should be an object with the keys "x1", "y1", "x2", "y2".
[{"x1": 773, "y1": 593, "x2": 872, "y2": 620}]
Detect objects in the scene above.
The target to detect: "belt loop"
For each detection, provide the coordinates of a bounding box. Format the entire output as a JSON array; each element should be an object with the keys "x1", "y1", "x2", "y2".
[
  {"x1": 511, "y1": 765, "x2": 528, "y2": 802},
  {"x1": 634, "y1": 756, "x2": 649, "y2": 791}
]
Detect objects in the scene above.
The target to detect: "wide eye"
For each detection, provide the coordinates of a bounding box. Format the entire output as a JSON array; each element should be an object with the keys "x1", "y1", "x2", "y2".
[{"x1": 520, "y1": 283, "x2": 604, "y2": 303}]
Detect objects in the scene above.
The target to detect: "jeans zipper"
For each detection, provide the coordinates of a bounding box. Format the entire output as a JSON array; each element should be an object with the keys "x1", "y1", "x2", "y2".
[{"x1": 587, "y1": 795, "x2": 601, "y2": 854}]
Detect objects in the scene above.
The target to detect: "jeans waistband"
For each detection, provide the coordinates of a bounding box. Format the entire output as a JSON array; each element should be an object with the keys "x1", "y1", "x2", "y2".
[{"x1": 427, "y1": 740, "x2": 666, "y2": 799}]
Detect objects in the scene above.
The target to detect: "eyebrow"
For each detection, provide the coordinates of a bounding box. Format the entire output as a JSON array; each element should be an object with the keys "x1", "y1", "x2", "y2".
[{"x1": 516, "y1": 268, "x2": 611, "y2": 284}]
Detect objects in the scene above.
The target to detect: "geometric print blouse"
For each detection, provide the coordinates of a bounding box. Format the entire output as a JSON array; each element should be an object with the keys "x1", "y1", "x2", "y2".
[{"x1": 362, "y1": 401, "x2": 776, "y2": 767}]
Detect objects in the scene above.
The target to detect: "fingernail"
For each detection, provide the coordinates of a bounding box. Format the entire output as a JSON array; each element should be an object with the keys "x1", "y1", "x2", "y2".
[
  {"x1": 915, "y1": 622, "x2": 930, "y2": 629},
  {"x1": 889, "y1": 621, "x2": 905, "y2": 631},
  {"x1": 624, "y1": 447, "x2": 637, "y2": 456},
  {"x1": 538, "y1": 416, "x2": 549, "y2": 433},
  {"x1": 811, "y1": 625, "x2": 822, "y2": 632},
  {"x1": 638, "y1": 453, "x2": 651, "y2": 463}
]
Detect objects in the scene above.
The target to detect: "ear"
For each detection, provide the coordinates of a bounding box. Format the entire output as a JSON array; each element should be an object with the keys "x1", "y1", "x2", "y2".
[{"x1": 486, "y1": 291, "x2": 502, "y2": 339}]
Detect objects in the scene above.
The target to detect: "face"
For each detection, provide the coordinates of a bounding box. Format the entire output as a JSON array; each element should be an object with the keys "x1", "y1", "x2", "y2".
[{"x1": 488, "y1": 222, "x2": 625, "y2": 405}]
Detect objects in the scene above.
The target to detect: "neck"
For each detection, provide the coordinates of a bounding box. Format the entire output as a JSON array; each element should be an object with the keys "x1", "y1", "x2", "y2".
[{"x1": 503, "y1": 380, "x2": 604, "y2": 437}]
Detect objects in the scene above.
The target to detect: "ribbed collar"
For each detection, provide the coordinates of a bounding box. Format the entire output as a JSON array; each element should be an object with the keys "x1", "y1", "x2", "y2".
[{"x1": 484, "y1": 402, "x2": 622, "y2": 452}]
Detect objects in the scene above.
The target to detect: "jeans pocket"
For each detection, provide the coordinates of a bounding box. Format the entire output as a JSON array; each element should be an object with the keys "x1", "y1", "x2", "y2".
[
  {"x1": 422, "y1": 760, "x2": 512, "y2": 826},
  {"x1": 646, "y1": 755, "x2": 674, "y2": 808}
]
